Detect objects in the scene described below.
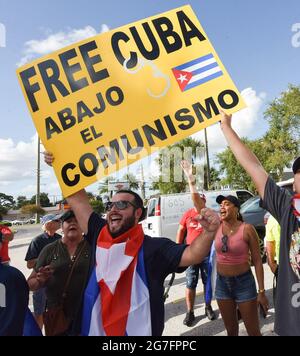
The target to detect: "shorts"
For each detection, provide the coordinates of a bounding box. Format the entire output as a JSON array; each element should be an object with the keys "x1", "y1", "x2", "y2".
[
  {"x1": 33, "y1": 288, "x2": 47, "y2": 316},
  {"x1": 186, "y1": 257, "x2": 209, "y2": 290},
  {"x1": 215, "y1": 270, "x2": 257, "y2": 303}
]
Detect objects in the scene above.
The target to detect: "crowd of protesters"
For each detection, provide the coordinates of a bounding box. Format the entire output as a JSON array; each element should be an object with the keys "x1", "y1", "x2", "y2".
[{"x1": 0, "y1": 110, "x2": 299, "y2": 336}]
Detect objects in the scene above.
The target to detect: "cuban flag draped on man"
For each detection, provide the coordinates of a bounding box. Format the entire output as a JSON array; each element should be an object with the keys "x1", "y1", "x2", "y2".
[{"x1": 81, "y1": 226, "x2": 151, "y2": 336}]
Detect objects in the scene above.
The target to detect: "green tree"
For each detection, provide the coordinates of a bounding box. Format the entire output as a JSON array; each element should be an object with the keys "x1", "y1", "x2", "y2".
[
  {"x1": 204, "y1": 166, "x2": 221, "y2": 190},
  {"x1": 122, "y1": 173, "x2": 139, "y2": 191},
  {"x1": 263, "y1": 84, "x2": 300, "y2": 179},
  {"x1": 90, "y1": 200, "x2": 105, "y2": 214},
  {"x1": 16, "y1": 196, "x2": 30, "y2": 209},
  {"x1": 0, "y1": 193, "x2": 15, "y2": 219},
  {"x1": 217, "y1": 138, "x2": 267, "y2": 193},
  {"x1": 30, "y1": 193, "x2": 52, "y2": 207},
  {"x1": 152, "y1": 138, "x2": 205, "y2": 194},
  {"x1": 98, "y1": 177, "x2": 113, "y2": 194},
  {"x1": 21, "y1": 204, "x2": 45, "y2": 216},
  {"x1": 0, "y1": 193, "x2": 15, "y2": 209}
]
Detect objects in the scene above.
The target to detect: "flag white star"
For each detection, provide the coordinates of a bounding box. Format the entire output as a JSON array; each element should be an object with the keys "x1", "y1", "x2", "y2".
[
  {"x1": 96, "y1": 243, "x2": 133, "y2": 295},
  {"x1": 177, "y1": 74, "x2": 188, "y2": 84}
]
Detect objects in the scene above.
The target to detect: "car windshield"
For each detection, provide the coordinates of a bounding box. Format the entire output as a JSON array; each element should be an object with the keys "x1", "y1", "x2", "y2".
[{"x1": 240, "y1": 196, "x2": 260, "y2": 213}]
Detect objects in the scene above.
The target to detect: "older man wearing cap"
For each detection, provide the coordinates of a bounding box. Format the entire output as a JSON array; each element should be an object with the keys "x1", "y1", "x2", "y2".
[
  {"x1": 25, "y1": 214, "x2": 62, "y2": 329},
  {"x1": 220, "y1": 110, "x2": 300, "y2": 336}
]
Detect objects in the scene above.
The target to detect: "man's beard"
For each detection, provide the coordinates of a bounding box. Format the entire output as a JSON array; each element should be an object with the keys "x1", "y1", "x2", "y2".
[{"x1": 108, "y1": 214, "x2": 136, "y2": 238}]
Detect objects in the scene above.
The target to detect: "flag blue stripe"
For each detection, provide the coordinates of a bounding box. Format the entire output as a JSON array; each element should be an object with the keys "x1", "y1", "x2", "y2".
[
  {"x1": 23, "y1": 308, "x2": 43, "y2": 336},
  {"x1": 175, "y1": 53, "x2": 214, "y2": 71},
  {"x1": 136, "y1": 245, "x2": 148, "y2": 288},
  {"x1": 205, "y1": 244, "x2": 215, "y2": 304},
  {"x1": 81, "y1": 269, "x2": 100, "y2": 336},
  {"x1": 191, "y1": 62, "x2": 219, "y2": 76},
  {"x1": 184, "y1": 71, "x2": 223, "y2": 91}
]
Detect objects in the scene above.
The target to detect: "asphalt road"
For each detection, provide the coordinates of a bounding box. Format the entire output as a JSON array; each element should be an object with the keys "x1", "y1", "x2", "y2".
[{"x1": 9, "y1": 226, "x2": 276, "y2": 336}]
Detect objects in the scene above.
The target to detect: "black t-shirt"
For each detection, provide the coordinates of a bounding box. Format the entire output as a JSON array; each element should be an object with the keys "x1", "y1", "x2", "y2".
[
  {"x1": 261, "y1": 177, "x2": 300, "y2": 336},
  {"x1": 85, "y1": 212, "x2": 187, "y2": 336},
  {"x1": 25, "y1": 232, "x2": 62, "y2": 261},
  {"x1": 0, "y1": 263, "x2": 29, "y2": 336}
]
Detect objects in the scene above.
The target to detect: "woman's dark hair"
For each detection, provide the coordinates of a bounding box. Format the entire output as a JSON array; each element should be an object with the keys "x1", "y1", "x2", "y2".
[
  {"x1": 237, "y1": 211, "x2": 244, "y2": 222},
  {"x1": 115, "y1": 190, "x2": 146, "y2": 221}
]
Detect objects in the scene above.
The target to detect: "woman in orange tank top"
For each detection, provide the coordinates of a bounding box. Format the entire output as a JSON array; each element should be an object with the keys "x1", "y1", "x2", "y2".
[{"x1": 214, "y1": 195, "x2": 269, "y2": 336}]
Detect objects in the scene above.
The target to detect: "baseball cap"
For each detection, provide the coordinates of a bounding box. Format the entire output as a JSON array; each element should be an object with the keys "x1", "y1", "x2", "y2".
[
  {"x1": 41, "y1": 214, "x2": 61, "y2": 225},
  {"x1": 216, "y1": 195, "x2": 241, "y2": 209},
  {"x1": 59, "y1": 210, "x2": 76, "y2": 223},
  {"x1": 292, "y1": 157, "x2": 300, "y2": 174}
]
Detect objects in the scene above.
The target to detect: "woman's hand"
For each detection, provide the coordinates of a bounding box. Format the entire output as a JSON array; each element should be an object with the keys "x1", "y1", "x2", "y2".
[
  {"x1": 219, "y1": 110, "x2": 232, "y2": 131},
  {"x1": 257, "y1": 292, "x2": 269, "y2": 318},
  {"x1": 180, "y1": 160, "x2": 193, "y2": 178},
  {"x1": 37, "y1": 265, "x2": 54, "y2": 285}
]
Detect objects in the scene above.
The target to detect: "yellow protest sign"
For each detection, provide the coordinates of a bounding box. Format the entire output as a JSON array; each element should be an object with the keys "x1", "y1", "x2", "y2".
[{"x1": 17, "y1": 5, "x2": 245, "y2": 197}]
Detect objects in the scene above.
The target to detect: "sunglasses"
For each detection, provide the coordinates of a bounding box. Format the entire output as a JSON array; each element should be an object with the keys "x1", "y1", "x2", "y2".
[
  {"x1": 105, "y1": 200, "x2": 138, "y2": 212},
  {"x1": 221, "y1": 235, "x2": 228, "y2": 253}
]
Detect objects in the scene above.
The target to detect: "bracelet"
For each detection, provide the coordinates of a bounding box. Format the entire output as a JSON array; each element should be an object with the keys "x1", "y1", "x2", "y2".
[{"x1": 258, "y1": 289, "x2": 265, "y2": 293}]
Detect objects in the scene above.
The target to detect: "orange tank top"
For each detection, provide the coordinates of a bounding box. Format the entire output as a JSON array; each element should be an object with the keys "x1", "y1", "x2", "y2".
[{"x1": 215, "y1": 223, "x2": 249, "y2": 265}]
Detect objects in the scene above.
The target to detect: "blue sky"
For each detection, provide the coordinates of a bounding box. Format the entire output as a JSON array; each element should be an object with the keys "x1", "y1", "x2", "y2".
[{"x1": 0, "y1": 0, "x2": 299, "y2": 201}]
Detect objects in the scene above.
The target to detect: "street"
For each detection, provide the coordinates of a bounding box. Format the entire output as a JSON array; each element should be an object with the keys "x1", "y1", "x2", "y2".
[{"x1": 9, "y1": 225, "x2": 276, "y2": 336}]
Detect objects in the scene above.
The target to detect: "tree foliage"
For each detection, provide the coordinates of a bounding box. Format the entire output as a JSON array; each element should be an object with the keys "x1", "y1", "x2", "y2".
[
  {"x1": 152, "y1": 138, "x2": 205, "y2": 194},
  {"x1": 0, "y1": 193, "x2": 15, "y2": 209},
  {"x1": 21, "y1": 204, "x2": 45, "y2": 216},
  {"x1": 30, "y1": 193, "x2": 52, "y2": 207},
  {"x1": 217, "y1": 85, "x2": 300, "y2": 190},
  {"x1": 122, "y1": 173, "x2": 139, "y2": 191},
  {"x1": 262, "y1": 84, "x2": 300, "y2": 178},
  {"x1": 16, "y1": 196, "x2": 30, "y2": 209}
]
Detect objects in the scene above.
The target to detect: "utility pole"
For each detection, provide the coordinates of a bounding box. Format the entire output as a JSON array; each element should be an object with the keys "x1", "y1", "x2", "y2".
[
  {"x1": 36, "y1": 137, "x2": 41, "y2": 223},
  {"x1": 204, "y1": 128, "x2": 211, "y2": 190},
  {"x1": 140, "y1": 164, "x2": 146, "y2": 200}
]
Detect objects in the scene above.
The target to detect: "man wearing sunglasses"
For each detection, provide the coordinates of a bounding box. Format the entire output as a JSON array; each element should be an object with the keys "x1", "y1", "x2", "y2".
[{"x1": 44, "y1": 152, "x2": 220, "y2": 336}]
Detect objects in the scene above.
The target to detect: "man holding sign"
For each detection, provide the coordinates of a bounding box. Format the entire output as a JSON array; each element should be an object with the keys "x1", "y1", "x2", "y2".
[{"x1": 44, "y1": 152, "x2": 220, "y2": 336}]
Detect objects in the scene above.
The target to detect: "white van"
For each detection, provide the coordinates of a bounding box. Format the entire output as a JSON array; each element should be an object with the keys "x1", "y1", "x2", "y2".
[{"x1": 142, "y1": 189, "x2": 253, "y2": 241}]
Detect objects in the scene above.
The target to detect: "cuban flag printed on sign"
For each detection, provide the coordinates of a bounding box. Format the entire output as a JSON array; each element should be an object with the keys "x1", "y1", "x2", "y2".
[{"x1": 172, "y1": 53, "x2": 223, "y2": 92}]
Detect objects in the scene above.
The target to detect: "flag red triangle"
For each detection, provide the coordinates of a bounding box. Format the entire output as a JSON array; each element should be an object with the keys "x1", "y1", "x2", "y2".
[{"x1": 172, "y1": 69, "x2": 193, "y2": 91}]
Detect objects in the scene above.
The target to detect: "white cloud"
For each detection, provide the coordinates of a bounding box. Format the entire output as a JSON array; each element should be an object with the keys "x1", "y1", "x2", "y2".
[
  {"x1": 192, "y1": 87, "x2": 267, "y2": 157},
  {"x1": 17, "y1": 24, "x2": 110, "y2": 67},
  {"x1": 0, "y1": 135, "x2": 61, "y2": 199}
]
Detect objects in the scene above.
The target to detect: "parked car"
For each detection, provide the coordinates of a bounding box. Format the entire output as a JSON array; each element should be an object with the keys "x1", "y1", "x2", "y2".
[
  {"x1": 240, "y1": 178, "x2": 294, "y2": 262},
  {"x1": 142, "y1": 189, "x2": 254, "y2": 241},
  {"x1": 11, "y1": 220, "x2": 23, "y2": 226},
  {"x1": 240, "y1": 196, "x2": 267, "y2": 261},
  {"x1": 24, "y1": 218, "x2": 35, "y2": 224}
]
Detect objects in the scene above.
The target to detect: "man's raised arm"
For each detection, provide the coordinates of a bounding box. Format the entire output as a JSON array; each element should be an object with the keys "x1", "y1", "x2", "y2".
[
  {"x1": 44, "y1": 152, "x2": 93, "y2": 235},
  {"x1": 220, "y1": 111, "x2": 268, "y2": 199}
]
